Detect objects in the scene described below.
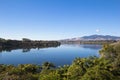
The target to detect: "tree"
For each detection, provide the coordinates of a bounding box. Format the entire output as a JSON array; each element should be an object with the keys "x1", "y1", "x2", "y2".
[
  {"x1": 81, "y1": 66, "x2": 115, "y2": 80},
  {"x1": 42, "y1": 62, "x2": 55, "y2": 70},
  {"x1": 39, "y1": 71, "x2": 61, "y2": 80}
]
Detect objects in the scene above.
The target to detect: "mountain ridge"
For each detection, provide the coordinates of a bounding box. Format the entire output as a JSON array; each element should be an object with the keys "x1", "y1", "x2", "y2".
[{"x1": 60, "y1": 35, "x2": 120, "y2": 41}]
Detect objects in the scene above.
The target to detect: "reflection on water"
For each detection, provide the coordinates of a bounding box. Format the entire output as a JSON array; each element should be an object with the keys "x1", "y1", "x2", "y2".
[
  {"x1": 63, "y1": 44, "x2": 102, "y2": 50},
  {"x1": 0, "y1": 46, "x2": 59, "y2": 53},
  {"x1": 0, "y1": 44, "x2": 101, "y2": 66},
  {"x1": 0, "y1": 53, "x2": 2, "y2": 58},
  {"x1": 81, "y1": 44, "x2": 102, "y2": 50}
]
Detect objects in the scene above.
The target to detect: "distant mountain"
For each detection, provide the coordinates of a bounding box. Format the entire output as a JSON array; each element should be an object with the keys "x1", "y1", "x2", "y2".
[{"x1": 60, "y1": 35, "x2": 120, "y2": 41}]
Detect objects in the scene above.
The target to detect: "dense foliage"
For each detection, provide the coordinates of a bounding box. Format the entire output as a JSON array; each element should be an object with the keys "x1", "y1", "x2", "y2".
[{"x1": 0, "y1": 41, "x2": 120, "y2": 80}]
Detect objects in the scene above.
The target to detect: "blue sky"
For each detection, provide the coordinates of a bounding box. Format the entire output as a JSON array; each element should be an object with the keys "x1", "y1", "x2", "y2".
[{"x1": 0, "y1": 0, "x2": 120, "y2": 40}]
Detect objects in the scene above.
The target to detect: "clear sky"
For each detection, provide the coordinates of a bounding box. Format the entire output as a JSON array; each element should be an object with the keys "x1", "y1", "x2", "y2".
[{"x1": 0, "y1": 0, "x2": 120, "y2": 40}]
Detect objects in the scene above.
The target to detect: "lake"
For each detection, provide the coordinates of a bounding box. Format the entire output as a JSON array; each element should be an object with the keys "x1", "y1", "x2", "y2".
[{"x1": 0, "y1": 44, "x2": 101, "y2": 66}]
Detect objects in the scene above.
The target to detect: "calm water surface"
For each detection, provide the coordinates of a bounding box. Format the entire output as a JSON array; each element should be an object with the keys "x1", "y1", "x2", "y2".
[{"x1": 0, "y1": 44, "x2": 101, "y2": 66}]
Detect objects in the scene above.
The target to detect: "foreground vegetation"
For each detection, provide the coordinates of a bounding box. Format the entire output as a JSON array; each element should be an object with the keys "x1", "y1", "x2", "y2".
[{"x1": 0, "y1": 41, "x2": 120, "y2": 80}]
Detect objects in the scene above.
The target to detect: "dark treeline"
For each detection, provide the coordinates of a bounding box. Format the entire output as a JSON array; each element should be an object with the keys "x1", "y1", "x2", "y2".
[{"x1": 0, "y1": 38, "x2": 61, "y2": 52}]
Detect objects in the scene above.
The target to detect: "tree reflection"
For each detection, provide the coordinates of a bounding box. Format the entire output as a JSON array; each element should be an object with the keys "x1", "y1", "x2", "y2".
[
  {"x1": 0, "y1": 39, "x2": 61, "y2": 53},
  {"x1": 22, "y1": 48, "x2": 31, "y2": 53}
]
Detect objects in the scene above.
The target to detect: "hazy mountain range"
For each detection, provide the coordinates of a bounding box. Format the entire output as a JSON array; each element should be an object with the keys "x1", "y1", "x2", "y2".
[{"x1": 60, "y1": 35, "x2": 120, "y2": 41}]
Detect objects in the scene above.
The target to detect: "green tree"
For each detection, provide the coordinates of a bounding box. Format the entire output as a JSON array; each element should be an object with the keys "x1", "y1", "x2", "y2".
[
  {"x1": 42, "y1": 62, "x2": 55, "y2": 70},
  {"x1": 81, "y1": 66, "x2": 115, "y2": 80},
  {"x1": 39, "y1": 71, "x2": 61, "y2": 80}
]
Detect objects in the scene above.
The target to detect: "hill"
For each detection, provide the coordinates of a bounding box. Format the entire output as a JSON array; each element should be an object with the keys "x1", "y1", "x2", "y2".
[{"x1": 60, "y1": 35, "x2": 120, "y2": 41}]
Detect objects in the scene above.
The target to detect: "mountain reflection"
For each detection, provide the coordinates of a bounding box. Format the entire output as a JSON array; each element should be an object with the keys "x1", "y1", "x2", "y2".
[
  {"x1": 81, "y1": 44, "x2": 102, "y2": 50},
  {"x1": 63, "y1": 44, "x2": 102, "y2": 50}
]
